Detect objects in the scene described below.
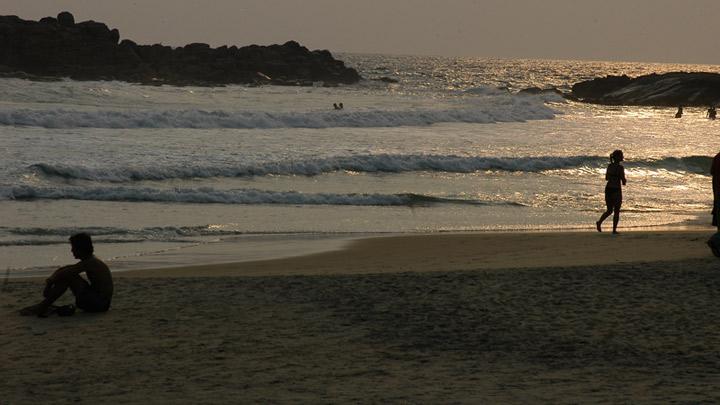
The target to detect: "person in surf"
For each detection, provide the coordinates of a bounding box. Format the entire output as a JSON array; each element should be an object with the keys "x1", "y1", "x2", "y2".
[
  {"x1": 596, "y1": 150, "x2": 627, "y2": 234},
  {"x1": 675, "y1": 106, "x2": 683, "y2": 118},
  {"x1": 20, "y1": 233, "x2": 113, "y2": 317}
]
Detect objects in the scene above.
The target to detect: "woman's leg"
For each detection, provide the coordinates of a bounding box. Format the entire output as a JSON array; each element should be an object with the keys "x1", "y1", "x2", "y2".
[
  {"x1": 597, "y1": 196, "x2": 614, "y2": 232},
  {"x1": 596, "y1": 209, "x2": 612, "y2": 232},
  {"x1": 612, "y1": 201, "x2": 622, "y2": 234}
]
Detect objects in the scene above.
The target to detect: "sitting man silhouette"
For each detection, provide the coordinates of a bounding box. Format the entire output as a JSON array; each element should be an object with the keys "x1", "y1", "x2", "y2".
[{"x1": 20, "y1": 233, "x2": 113, "y2": 317}]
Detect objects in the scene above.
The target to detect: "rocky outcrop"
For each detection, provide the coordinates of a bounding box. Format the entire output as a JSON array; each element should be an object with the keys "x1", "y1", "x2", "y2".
[
  {"x1": 570, "y1": 72, "x2": 720, "y2": 106},
  {"x1": 0, "y1": 12, "x2": 361, "y2": 86},
  {"x1": 373, "y1": 76, "x2": 399, "y2": 83},
  {"x1": 517, "y1": 86, "x2": 563, "y2": 96}
]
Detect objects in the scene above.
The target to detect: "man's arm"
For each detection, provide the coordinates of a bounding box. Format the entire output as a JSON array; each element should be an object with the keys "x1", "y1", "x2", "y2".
[{"x1": 47, "y1": 262, "x2": 85, "y2": 284}]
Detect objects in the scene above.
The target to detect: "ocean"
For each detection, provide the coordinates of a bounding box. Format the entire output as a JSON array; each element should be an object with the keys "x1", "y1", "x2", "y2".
[{"x1": 2, "y1": 54, "x2": 720, "y2": 276}]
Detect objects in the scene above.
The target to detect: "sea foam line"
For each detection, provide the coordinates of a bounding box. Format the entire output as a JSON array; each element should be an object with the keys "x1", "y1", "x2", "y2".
[
  {"x1": 0, "y1": 225, "x2": 247, "y2": 247},
  {"x1": 3, "y1": 185, "x2": 527, "y2": 207},
  {"x1": 0, "y1": 100, "x2": 555, "y2": 129},
  {"x1": 2, "y1": 225, "x2": 236, "y2": 237}
]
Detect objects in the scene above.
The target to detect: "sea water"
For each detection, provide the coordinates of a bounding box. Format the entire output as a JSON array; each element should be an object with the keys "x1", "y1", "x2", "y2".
[{"x1": 2, "y1": 55, "x2": 720, "y2": 275}]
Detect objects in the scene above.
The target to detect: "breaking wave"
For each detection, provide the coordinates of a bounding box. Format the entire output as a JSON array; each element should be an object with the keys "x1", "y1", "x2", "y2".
[
  {"x1": 28, "y1": 155, "x2": 713, "y2": 182},
  {"x1": 0, "y1": 100, "x2": 555, "y2": 129},
  {"x1": 3, "y1": 185, "x2": 528, "y2": 207},
  {"x1": 0, "y1": 225, "x2": 255, "y2": 247},
  {"x1": 3, "y1": 225, "x2": 233, "y2": 237}
]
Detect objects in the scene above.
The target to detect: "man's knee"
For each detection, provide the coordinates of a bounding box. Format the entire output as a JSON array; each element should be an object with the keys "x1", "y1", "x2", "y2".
[
  {"x1": 68, "y1": 276, "x2": 89, "y2": 295},
  {"x1": 46, "y1": 275, "x2": 88, "y2": 296},
  {"x1": 43, "y1": 278, "x2": 73, "y2": 298}
]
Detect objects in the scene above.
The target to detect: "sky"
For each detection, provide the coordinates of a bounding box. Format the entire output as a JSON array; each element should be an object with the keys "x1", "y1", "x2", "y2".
[{"x1": 3, "y1": 0, "x2": 720, "y2": 65}]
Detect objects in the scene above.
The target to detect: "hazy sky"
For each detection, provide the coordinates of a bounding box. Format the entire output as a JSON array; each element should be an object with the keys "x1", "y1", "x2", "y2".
[{"x1": 3, "y1": 0, "x2": 719, "y2": 64}]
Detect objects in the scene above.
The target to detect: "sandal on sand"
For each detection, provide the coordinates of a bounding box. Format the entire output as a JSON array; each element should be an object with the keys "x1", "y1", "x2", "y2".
[
  {"x1": 36, "y1": 305, "x2": 58, "y2": 318},
  {"x1": 56, "y1": 304, "x2": 76, "y2": 317}
]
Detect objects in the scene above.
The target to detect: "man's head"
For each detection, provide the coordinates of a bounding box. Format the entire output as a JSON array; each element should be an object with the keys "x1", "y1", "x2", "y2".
[{"x1": 69, "y1": 233, "x2": 94, "y2": 259}]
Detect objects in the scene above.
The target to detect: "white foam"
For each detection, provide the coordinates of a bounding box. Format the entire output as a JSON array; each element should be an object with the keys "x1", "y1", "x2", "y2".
[
  {"x1": 0, "y1": 224, "x2": 250, "y2": 247},
  {"x1": 6, "y1": 185, "x2": 415, "y2": 205},
  {"x1": 0, "y1": 100, "x2": 555, "y2": 129},
  {"x1": 31, "y1": 155, "x2": 604, "y2": 182},
  {"x1": 463, "y1": 86, "x2": 511, "y2": 96},
  {"x1": 3, "y1": 185, "x2": 526, "y2": 207}
]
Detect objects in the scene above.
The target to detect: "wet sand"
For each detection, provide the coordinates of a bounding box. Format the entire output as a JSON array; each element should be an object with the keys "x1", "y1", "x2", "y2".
[
  {"x1": 2, "y1": 231, "x2": 720, "y2": 403},
  {"x1": 119, "y1": 230, "x2": 714, "y2": 277}
]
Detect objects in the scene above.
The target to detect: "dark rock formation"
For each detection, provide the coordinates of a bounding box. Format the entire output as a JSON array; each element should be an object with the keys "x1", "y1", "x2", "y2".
[
  {"x1": 517, "y1": 86, "x2": 563, "y2": 96},
  {"x1": 373, "y1": 76, "x2": 399, "y2": 83},
  {"x1": 0, "y1": 12, "x2": 361, "y2": 86},
  {"x1": 571, "y1": 72, "x2": 720, "y2": 106}
]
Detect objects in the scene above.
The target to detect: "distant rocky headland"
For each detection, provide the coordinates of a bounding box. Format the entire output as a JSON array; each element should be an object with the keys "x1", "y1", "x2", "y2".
[
  {"x1": 0, "y1": 12, "x2": 361, "y2": 86},
  {"x1": 570, "y1": 72, "x2": 720, "y2": 107}
]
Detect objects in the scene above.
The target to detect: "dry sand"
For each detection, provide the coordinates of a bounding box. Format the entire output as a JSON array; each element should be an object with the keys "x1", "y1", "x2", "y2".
[{"x1": 2, "y1": 231, "x2": 720, "y2": 403}]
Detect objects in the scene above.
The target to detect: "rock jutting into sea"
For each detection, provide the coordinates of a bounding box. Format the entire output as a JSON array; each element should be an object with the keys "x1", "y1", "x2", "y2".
[
  {"x1": 0, "y1": 12, "x2": 361, "y2": 86},
  {"x1": 570, "y1": 72, "x2": 720, "y2": 106}
]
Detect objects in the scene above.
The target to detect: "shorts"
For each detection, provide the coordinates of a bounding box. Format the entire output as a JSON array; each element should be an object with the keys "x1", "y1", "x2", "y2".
[
  {"x1": 604, "y1": 186, "x2": 622, "y2": 210},
  {"x1": 76, "y1": 288, "x2": 111, "y2": 312}
]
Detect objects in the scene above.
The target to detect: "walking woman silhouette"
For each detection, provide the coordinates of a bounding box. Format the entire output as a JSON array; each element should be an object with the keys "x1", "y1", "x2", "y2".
[{"x1": 596, "y1": 150, "x2": 626, "y2": 234}]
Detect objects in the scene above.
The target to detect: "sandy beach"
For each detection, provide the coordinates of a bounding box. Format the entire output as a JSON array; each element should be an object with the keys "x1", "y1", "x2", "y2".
[{"x1": 2, "y1": 230, "x2": 720, "y2": 403}]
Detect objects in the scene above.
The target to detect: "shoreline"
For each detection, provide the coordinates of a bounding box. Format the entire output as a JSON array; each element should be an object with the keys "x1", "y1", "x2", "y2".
[
  {"x1": 7, "y1": 228, "x2": 714, "y2": 280},
  {"x1": 115, "y1": 229, "x2": 715, "y2": 278}
]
